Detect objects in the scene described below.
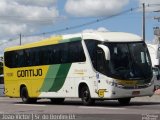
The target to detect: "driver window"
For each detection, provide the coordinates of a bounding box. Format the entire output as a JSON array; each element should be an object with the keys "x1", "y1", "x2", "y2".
[{"x1": 96, "y1": 48, "x2": 106, "y2": 75}]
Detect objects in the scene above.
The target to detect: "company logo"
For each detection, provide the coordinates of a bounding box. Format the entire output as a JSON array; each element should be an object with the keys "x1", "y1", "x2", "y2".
[{"x1": 17, "y1": 69, "x2": 42, "y2": 77}]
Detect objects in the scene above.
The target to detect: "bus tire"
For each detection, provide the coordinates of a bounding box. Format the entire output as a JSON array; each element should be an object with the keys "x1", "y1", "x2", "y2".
[
  {"x1": 118, "y1": 98, "x2": 131, "y2": 105},
  {"x1": 80, "y1": 85, "x2": 95, "y2": 106},
  {"x1": 50, "y1": 98, "x2": 65, "y2": 104},
  {"x1": 20, "y1": 87, "x2": 37, "y2": 104}
]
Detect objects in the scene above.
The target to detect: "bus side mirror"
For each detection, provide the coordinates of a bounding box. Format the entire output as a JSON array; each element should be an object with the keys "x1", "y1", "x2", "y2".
[{"x1": 97, "y1": 44, "x2": 110, "y2": 60}]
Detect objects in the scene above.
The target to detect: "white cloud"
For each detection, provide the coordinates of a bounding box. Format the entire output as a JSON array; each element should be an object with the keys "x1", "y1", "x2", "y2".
[
  {"x1": 0, "y1": 0, "x2": 59, "y2": 38},
  {"x1": 97, "y1": 27, "x2": 110, "y2": 32},
  {"x1": 65, "y1": 0, "x2": 129, "y2": 17},
  {"x1": 83, "y1": 27, "x2": 109, "y2": 32},
  {"x1": 139, "y1": 0, "x2": 160, "y2": 12},
  {"x1": 0, "y1": 35, "x2": 46, "y2": 55},
  {"x1": 12, "y1": 0, "x2": 57, "y2": 7},
  {"x1": 0, "y1": 27, "x2": 110, "y2": 55}
]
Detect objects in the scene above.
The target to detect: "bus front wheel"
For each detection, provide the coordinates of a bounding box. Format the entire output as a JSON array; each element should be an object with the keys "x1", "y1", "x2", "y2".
[
  {"x1": 118, "y1": 98, "x2": 131, "y2": 105},
  {"x1": 80, "y1": 86, "x2": 95, "y2": 105},
  {"x1": 20, "y1": 87, "x2": 37, "y2": 104}
]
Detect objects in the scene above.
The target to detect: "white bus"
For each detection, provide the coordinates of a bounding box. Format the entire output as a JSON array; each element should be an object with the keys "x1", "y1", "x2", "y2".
[
  {"x1": 147, "y1": 44, "x2": 160, "y2": 89},
  {"x1": 4, "y1": 32, "x2": 154, "y2": 105}
]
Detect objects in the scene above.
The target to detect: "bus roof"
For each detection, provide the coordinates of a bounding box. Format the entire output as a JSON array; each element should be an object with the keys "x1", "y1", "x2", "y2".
[
  {"x1": 81, "y1": 32, "x2": 142, "y2": 42},
  {"x1": 5, "y1": 32, "x2": 142, "y2": 52}
]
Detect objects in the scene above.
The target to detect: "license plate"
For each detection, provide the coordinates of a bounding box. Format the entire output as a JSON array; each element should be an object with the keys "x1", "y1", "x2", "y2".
[{"x1": 132, "y1": 91, "x2": 140, "y2": 95}]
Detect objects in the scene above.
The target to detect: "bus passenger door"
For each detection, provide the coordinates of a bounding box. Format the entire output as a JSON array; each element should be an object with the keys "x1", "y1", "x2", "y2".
[{"x1": 96, "y1": 48, "x2": 107, "y2": 91}]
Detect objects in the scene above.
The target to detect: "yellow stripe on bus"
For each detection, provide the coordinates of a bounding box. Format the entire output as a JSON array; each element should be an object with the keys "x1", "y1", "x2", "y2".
[{"x1": 116, "y1": 80, "x2": 138, "y2": 86}]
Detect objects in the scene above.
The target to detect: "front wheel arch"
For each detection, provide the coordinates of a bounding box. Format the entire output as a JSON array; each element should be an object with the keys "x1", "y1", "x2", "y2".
[{"x1": 79, "y1": 83, "x2": 95, "y2": 105}]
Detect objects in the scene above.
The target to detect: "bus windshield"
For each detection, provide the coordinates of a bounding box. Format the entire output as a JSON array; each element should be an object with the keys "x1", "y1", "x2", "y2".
[
  {"x1": 85, "y1": 40, "x2": 153, "y2": 83},
  {"x1": 104, "y1": 42, "x2": 153, "y2": 82}
]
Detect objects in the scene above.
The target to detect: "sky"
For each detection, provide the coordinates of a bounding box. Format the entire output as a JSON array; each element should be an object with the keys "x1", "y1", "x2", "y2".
[{"x1": 0, "y1": 0, "x2": 160, "y2": 55}]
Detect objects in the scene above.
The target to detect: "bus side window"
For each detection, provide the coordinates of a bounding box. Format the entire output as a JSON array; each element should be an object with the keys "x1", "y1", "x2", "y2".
[
  {"x1": 68, "y1": 43, "x2": 77, "y2": 62},
  {"x1": 61, "y1": 43, "x2": 69, "y2": 63},
  {"x1": 24, "y1": 50, "x2": 31, "y2": 66},
  {"x1": 17, "y1": 50, "x2": 25, "y2": 67}
]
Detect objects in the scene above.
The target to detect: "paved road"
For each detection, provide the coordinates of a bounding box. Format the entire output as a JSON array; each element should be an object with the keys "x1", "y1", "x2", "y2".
[{"x1": 0, "y1": 96, "x2": 160, "y2": 120}]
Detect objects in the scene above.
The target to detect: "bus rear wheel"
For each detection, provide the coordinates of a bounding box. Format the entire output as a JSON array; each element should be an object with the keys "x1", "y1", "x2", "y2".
[
  {"x1": 50, "y1": 98, "x2": 65, "y2": 104},
  {"x1": 118, "y1": 98, "x2": 131, "y2": 105},
  {"x1": 80, "y1": 86, "x2": 95, "y2": 105},
  {"x1": 20, "y1": 87, "x2": 37, "y2": 104}
]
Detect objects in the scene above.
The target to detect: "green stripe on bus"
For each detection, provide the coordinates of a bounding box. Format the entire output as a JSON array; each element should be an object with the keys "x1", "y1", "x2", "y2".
[
  {"x1": 49, "y1": 63, "x2": 72, "y2": 92},
  {"x1": 40, "y1": 64, "x2": 60, "y2": 92},
  {"x1": 59, "y1": 37, "x2": 82, "y2": 43}
]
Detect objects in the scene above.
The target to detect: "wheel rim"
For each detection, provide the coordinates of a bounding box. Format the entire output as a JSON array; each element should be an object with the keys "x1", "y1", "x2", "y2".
[
  {"x1": 22, "y1": 96, "x2": 27, "y2": 102},
  {"x1": 21, "y1": 90, "x2": 27, "y2": 102}
]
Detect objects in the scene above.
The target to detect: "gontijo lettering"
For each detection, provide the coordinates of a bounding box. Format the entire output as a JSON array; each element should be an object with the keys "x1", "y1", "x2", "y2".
[{"x1": 17, "y1": 69, "x2": 42, "y2": 77}]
